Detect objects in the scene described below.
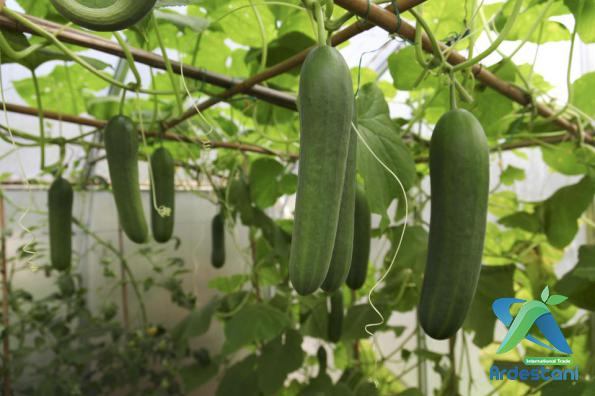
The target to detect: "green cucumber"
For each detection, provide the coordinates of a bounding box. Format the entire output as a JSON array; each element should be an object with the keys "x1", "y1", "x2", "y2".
[
  {"x1": 289, "y1": 45, "x2": 354, "y2": 295},
  {"x1": 211, "y1": 212, "x2": 225, "y2": 268},
  {"x1": 327, "y1": 290, "x2": 344, "y2": 343},
  {"x1": 48, "y1": 177, "x2": 73, "y2": 271},
  {"x1": 419, "y1": 109, "x2": 489, "y2": 340},
  {"x1": 104, "y1": 115, "x2": 148, "y2": 244},
  {"x1": 49, "y1": 0, "x2": 156, "y2": 32},
  {"x1": 346, "y1": 186, "x2": 371, "y2": 290},
  {"x1": 150, "y1": 147, "x2": 175, "y2": 243},
  {"x1": 321, "y1": 125, "x2": 356, "y2": 292}
]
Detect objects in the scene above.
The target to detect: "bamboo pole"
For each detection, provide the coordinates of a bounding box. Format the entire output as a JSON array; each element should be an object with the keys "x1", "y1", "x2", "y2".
[
  {"x1": 162, "y1": 0, "x2": 428, "y2": 129},
  {"x1": 0, "y1": 194, "x2": 12, "y2": 396},
  {"x1": 0, "y1": 12, "x2": 296, "y2": 110}
]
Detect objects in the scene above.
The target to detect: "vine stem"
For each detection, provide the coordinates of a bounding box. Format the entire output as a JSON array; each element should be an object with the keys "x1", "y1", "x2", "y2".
[
  {"x1": 0, "y1": 194, "x2": 12, "y2": 396},
  {"x1": 152, "y1": 17, "x2": 183, "y2": 114},
  {"x1": 313, "y1": 2, "x2": 327, "y2": 46},
  {"x1": 452, "y1": 0, "x2": 523, "y2": 72},
  {"x1": 118, "y1": 226, "x2": 130, "y2": 330},
  {"x1": 30, "y1": 70, "x2": 45, "y2": 169}
]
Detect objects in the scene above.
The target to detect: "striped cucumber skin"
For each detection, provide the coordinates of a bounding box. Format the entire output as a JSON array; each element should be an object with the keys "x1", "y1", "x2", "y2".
[
  {"x1": 104, "y1": 115, "x2": 148, "y2": 244},
  {"x1": 419, "y1": 109, "x2": 489, "y2": 340},
  {"x1": 48, "y1": 177, "x2": 73, "y2": 271},
  {"x1": 211, "y1": 213, "x2": 225, "y2": 268},
  {"x1": 50, "y1": 0, "x2": 156, "y2": 31},
  {"x1": 321, "y1": 125, "x2": 357, "y2": 292},
  {"x1": 346, "y1": 186, "x2": 371, "y2": 290},
  {"x1": 150, "y1": 147, "x2": 175, "y2": 243},
  {"x1": 289, "y1": 45, "x2": 354, "y2": 295},
  {"x1": 327, "y1": 290, "x2": 344, "y2": 343}
]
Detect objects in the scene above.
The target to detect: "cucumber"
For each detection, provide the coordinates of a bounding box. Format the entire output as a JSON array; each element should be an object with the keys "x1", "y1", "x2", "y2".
[
  {"x1": 327, "y1": 290, "x2": 344, "y2": 343},
  {"x1": 48, "y1": 177, "x2": 73, "y2": 271},
  {"x1": 104, "y1": 115, "x2": 148, "y2": 244},
  {"x1": 211, "y1": 212, "x2": 225, "y2": 268},
  {"x1": 289, "y1": 45, "x2": 354, "y2": 295},
  {"x1": 346, "y1": 186, "x2": 371, "y2": 290},
  {"x1": 419, "y1": 109, "x2": 489, "y2": 340},
  {"x1": 150, "y1": 147, "x2": 175, "y2": 243},
  {"x1": 316, "y1": 346, "x2": 327, "y2": 377},
  {"x1": 321, "y1": 125, "x2": 356, "y2": 292},
  {"x1": 49, "y1": 0, "x2": 156, "y2": 32}
]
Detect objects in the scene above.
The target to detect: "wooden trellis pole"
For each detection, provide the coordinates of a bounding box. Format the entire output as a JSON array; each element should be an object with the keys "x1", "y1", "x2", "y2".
[{"x1": 0, "y1": 12, "x2": 296, "y2": 110}]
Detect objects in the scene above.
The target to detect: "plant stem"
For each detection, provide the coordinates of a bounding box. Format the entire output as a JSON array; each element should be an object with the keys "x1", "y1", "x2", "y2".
[
  {"x1": 314, "y1": 2, "x2": 327, "y2": 46},
  {"x1": 30, "y1": 69, "x2": 45, "y2": 169},
  {"x1": 152, "y1": 17, "x2": 183, "y2": 114},
  {"x1": 118, "y1": 226, "x2": 130, "y2": 330},
  {"x1": 453, "y1": 0, "x2": 523, "y2": 72}
]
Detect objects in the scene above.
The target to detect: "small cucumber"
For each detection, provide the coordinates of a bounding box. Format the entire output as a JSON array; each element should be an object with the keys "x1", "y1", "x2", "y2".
[
  {"x1": 327, "y1": 290, "x2": 344, "y2": 343},
  {"x1": 419, "y1": 109, "x2": 489, "y2": 340},
  {"x1": 104, "y1": 115, "x2": 148, "y2": 244},
  {"x1": 211, "y1": 212, "x2": 226, "y2": 268},
  {"x1": 48, "y1": 177, "x2": 73, "y2": 271},
  {"x1": 150, "y1": 147, "x2": 175, "y2": 243},
  {"x1": 346, "y1": 186, "x2": 371, "y2": 290}
]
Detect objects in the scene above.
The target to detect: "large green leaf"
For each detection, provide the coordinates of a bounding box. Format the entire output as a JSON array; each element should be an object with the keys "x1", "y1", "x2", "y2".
[
  {"x1": 223, "y1": 303, "x2": 291, "y2": 354},
  {"x1": 565, "y1": 0, "x2": 595, "y2": 43},
  {"x1": 172, "y1": 298, "x2": 219, "y2": 342},
  {"x1": 257, "y1": 329, "x2": 304, "y2": 395},
  {"x1": 355, "y1": 83, "x2": 417, "y2": 217},
  {"x1": 216, "y1": 354, "x2": 260, "y2": 396},
  {"x1": 556, "y1": 245, "x2": 595, "y2": 310},
  {"x1": 572, "y1": 72, "x2": 595, "y2": 117},
  {"x1": 249, "y1": 157, "x2": 297, "y2": 209},
  {"x1": 464, "y1": 264, "x2": 515, "y2": 347},
  {"x1": 542, "y1": 176, "x2": 595, "y2": 248},
  {"x1": 388, "y1": 46, "x2": 437, "y2": 90}
]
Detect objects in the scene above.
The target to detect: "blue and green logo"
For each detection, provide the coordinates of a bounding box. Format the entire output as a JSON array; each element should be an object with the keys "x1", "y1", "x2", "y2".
[{"x1": 492, "y1": 286, "x2": 572, "y2": 355}]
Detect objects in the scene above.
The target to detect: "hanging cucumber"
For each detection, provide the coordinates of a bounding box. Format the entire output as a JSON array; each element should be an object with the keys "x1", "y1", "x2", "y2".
[
  {"x1": 150, "y1": 147, "x2": 175, "y2": 243},
  {"x1": 327, "y1": 290, "x2": 344, "y2": 343},
  {"x1": 321, "y1": 125, "x2": 356, "y2": 292},
  {"x1": 346, "y1": 186, "x2": 371, "y2": 290},
  {"x1": 104, "y1": 115, "x2": 148, "y2": 244},
  {"x1": 419, "y1": 109, "x2": 489, "y2": 340},
  {"x1": 211, "y1": 212, "x2": 225, "y2": 269},
  {"x1": 49, "y1": 0, "x2": 157, "y2": 32},
  {"x1": 48, "y1": 177, "x2": 73, "y2": 271},
  {"x1": 289, "y1": 45, "x2": 354, "y2": 296}
]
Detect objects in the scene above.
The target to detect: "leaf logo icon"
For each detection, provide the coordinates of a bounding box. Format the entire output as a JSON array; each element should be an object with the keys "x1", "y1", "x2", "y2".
[{"x1": 493, "y1": 286, "x2": 572, "y2": 355}]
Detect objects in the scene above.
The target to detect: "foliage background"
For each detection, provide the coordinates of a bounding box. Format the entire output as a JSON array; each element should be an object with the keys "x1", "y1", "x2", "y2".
[{"x1": 0, "y1": 0, "x2": 594, "y2": 395}]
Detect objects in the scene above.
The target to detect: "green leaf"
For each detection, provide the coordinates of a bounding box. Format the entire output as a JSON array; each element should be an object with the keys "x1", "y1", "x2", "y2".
[
  {"x1": 250, "y1": 158, "x2": 295, "y2": 208},
  {"x1": 172, "y1": 298, "x2": 219, "y2": 342},
  {"x1": 154, "y1": 10, "x2": 210, "y2": 33},
  {"x1": 556, "y1": 245, "x2": 595, "y2": 310},
  {"x1": 565, "y1": 0, "x2": 595, "y2": 43},
  {"x1": 541, "y1": 142, "x2": 594, "y2": 176},
  {"x1": 223, "y1": 303, "x2": 291, "y2": 354},
  {"x1": 464, "y1": 264, "x2": 515, "y2": 347},
  {"x1": 498, "y1": 211, "x2": 541, "y2": 234},
  {"x1": 498, "y1": 1, "x2": 569, "y2": 43},
  {"x1": 546, "y1": 294, "x2": 568, "y2": 306},
  {"x1": 500, "y1": 165, "x2": 525, "y2": 185},
  {"x1": 216, "y1": 354, "x2": 260, "y2": 396},
  {"x1": 355, "y1": 83, "x2": 417, "y2": 217},
  {"x1": 542, "y1": 176, "x2": 595, "y2": 248},
  {"x1": 388, "y1": 46, "x2": 436, "y2": 90},
  {"x1": 396, "y1": 389, "x2": 424, "y2": 396},
  {"x1": 181, "y1": 361, "x2": 219, "y2": 392},
  {"x1": 342, "y1": 305, "x2": 381, "y2": 341},
  {"x1": 541, "y1": 285, "x2": 550, "y2": 302},
  {"x1": 572, "y1": 72, "x2": 595, "y2": 117},
  {"x1": 208, "y1": 274, "x2": 249, "y2": 293},
  {"x1": 257, "y1": 329, "x2": 304, "y2": 395}
]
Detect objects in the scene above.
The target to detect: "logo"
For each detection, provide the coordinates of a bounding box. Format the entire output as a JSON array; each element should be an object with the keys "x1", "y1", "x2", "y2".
[{"x1": 492, "y1": 286, "x2": 571, "y2": 355}]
